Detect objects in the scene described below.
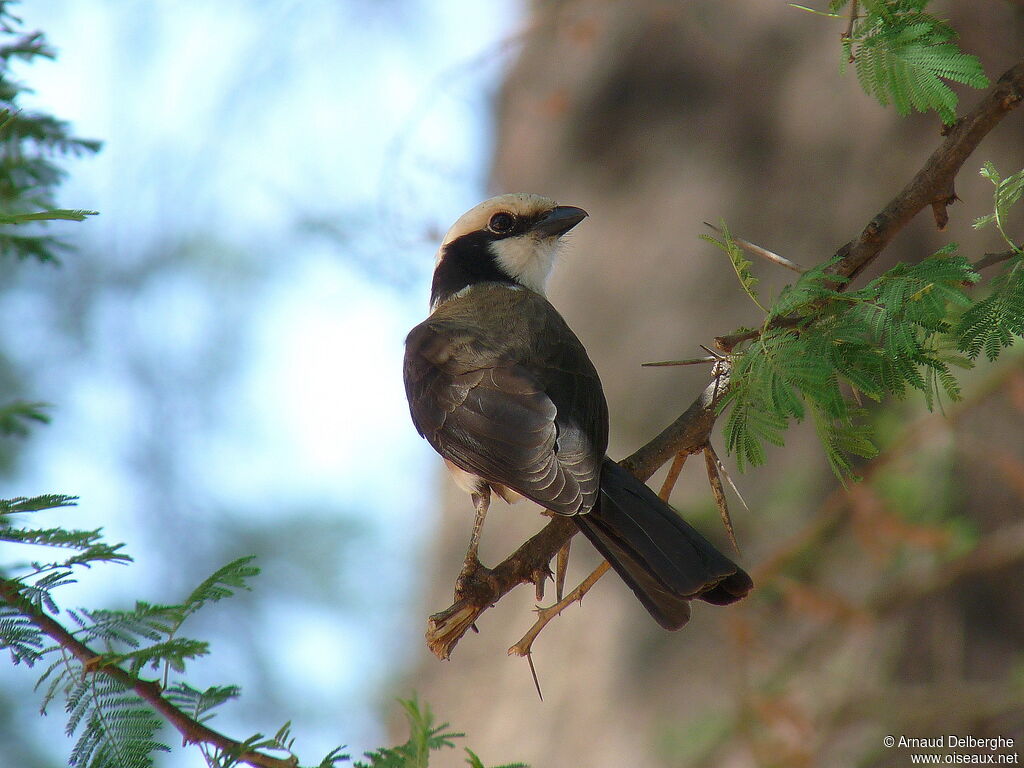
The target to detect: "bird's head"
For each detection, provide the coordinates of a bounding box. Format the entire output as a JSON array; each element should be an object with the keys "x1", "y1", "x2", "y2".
[{"x1": 430, "y1": 193, "x2": 588, "y2": 309}]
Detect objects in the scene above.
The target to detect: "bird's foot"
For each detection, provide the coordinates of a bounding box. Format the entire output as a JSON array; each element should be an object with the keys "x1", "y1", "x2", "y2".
[{"x1": 454, "y1": 554, "x2": 496, "y2": 602}]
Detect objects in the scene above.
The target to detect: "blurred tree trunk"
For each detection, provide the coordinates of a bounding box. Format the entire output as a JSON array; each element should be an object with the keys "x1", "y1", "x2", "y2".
[{"x1": 404, "y1": 3, "x2": 1024, "y2": 766}]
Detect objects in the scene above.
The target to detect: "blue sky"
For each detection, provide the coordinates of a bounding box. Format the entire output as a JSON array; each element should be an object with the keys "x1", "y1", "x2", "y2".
[{"x1": 1, "y1": 0, "x2": 521, "y2": 762}]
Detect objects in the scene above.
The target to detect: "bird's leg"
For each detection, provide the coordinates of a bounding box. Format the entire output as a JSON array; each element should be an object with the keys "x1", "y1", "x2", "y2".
[
  {"x1": 455, "y1": 486, "x2": 491, "y2": 596},
  {"x1": 464, "y1": 486, "x2": 490, "y2": 566}
]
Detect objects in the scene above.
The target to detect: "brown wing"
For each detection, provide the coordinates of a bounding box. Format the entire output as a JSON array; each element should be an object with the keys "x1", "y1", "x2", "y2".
[{"x1": 403, "y1": 291, "x2": 606, "y2": 517}]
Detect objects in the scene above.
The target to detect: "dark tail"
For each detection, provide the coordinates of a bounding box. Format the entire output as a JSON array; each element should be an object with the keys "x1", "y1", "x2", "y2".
[{"x1": 573, "y1": 458, "x2": 753, "y2": 631}]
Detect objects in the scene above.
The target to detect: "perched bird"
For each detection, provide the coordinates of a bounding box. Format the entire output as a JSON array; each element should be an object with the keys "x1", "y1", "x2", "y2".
[{"x1": 403, "y1": 193, "x2": 752, "y2": 630}]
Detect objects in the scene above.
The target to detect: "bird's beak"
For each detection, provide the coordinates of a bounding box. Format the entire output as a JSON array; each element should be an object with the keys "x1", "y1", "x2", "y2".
[{"x1": 531, "y1": 205, "x2": 588, "y2": 238}]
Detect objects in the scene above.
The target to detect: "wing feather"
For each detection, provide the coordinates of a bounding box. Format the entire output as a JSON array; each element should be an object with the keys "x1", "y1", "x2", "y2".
[{"x1": 404, "y1": 289, "x2": 605, "y2": 517}]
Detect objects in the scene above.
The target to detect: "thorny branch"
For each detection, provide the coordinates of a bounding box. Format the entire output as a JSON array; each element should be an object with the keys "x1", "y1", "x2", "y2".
[
  {"x1": 703, "y1": 220, "x2": 807, "y2": 274},
  {"x1": 715, "y1": 58, "x2": 1024, "y2": 355},
  {"x1": 425, "y1": 57, "x2": 1024, "y2": 661},
  {"x1": 833, "y1": 59, "x2": 1024, "y2": 282},
  {"x1": 0, "y1": 579, "x2": 296, "y2": 768}
]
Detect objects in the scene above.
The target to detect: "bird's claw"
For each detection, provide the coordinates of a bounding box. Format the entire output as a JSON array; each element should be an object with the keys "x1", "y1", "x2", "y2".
[{"x1": 454, "y1": 554, "x2": 495, "y2": 601}]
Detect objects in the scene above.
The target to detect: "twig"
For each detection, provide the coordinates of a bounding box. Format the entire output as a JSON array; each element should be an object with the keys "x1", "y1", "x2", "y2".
[
  {"x1": 973, "y1": 247, "x2": 1020, "y2": 271},
  {"x1": 716, "y1": 316, "x2": 803, "y2": 354},
  {"x1": 709, "y1": 446, "x2": 753, "y2": 520},
  {"x1": 704, "y1": 444, "x2": 739, "y2": 554},
  {"x1": 509, "y1": 440, "x2": 699, "y2": 655},
  {"x1": 703, "y1": 221, "x2": 807, "y2": 273},
  {"x1": 0, "y1": 578, "x2": 296, "y2": 768},
  {"x1": 843, "y1": 0, "x2": 859, "y2": 53},
  {"x1": 658, "y1": 452, "x2": 689, "y2": 501},
  {"x1": 643, "y1": 356, "x2": 719, "y2": 367},
  {"x1": 424, "y1": 57, "x2": 1024, "y2": 660},
  {"x1": 507, "y1": 561, "x2": 612, "y2": 659}
]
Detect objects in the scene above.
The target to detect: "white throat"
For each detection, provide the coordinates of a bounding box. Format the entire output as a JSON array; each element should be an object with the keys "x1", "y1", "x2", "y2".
[{"x1": 489, "y1": 236, "x2": 560, "y2": 296}]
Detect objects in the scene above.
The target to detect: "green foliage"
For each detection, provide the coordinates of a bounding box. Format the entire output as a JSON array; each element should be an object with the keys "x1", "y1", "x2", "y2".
[
  {"x1": 701, "y1": 222, "x2": 766, "y2": 312},
  {"x1": 721, "y1": 248, "x2": 979, "y2": 476},
  {"x1": 956, "y1": 255, "x2": 1024, "y2": 361},
  {"x1": 31, "y1": 553, "x2": 262, "y2": 766},
  {"x1": 464, "y1": 749, "x2": 528, "y2": 768},
  {"x1": 216, "y1": 722, "x2": 347, "y2": 768},
  {"x1": 64, "y1": 675, "x2": 168, "y2": 768},
  {"x1": 354, "y1": 698, "x2": 527, "y2": 768},
  {"x1": 797, "y1": 0, "x2": 990, "y2": 123},
  {"x1": 972, "y1": 163, "x2": 1024, "y2": 245},
  {"x1": 1, "y1": 495, "x2": 131, "y2": 586},
  {"x1": 0, "y1": 2, "x2": 100, "y2": 262},
  {"x1": 184, "y1": 556, "x2": 260, "y2": 614},
  {"x1": 354, "y1": 697, "x2": 458, "y2": 768},
  {"x1": 164, "y1": 682, "x2": 242, "y2": 725},
  {"x1": 1, "y1": 501, "x2": 524, "y2": 767},
  {"x1": 0, "y1": 602, "x2": 44, "y2": 664},
  {"x1": 60, "y1": 556, "x2": 258, "y2": 684},
  {"x1": 720, "y1": 160, "x2": 1024, "y2": 476},
  {"x1": 0, "y1": 400, "x2": 50, "y2": 436},
  {"x1": 1, "y1": 501, "x2": 244, "y2": 766},
  {"x1": 958, "y1": 164, "x2": 1024, "y2": 360},
  {"x1": 766, "y1": 258, "x2": 848, "y2": 319},
  {"x1": 0, "y1": 492, "x2": 78, "y2": 515}
]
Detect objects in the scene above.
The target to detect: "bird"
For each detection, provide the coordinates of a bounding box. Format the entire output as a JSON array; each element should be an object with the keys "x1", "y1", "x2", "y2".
[{"x1": 403, "y1": 193, "x2": 752, "y2": 630}]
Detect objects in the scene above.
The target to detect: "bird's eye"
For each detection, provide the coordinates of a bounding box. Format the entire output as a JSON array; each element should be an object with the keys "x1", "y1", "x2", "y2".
[{"x1": 488, "y1": 212, "x2": 515, "y2": 234}]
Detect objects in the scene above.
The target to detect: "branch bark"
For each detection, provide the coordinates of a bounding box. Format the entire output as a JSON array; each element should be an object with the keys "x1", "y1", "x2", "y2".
[
  {"x1": 715, "y1": 58, "x2": 1024, "y2": 354},
  {"x1": 831, "y1": 59, "x2": 1024, "y2": 283},
  {"x1": 425, "y1": 56, "x2": 1024, "y2": 660},
  {"x1": 0, "y1": 578, "x2": 296, "y2": 768}
]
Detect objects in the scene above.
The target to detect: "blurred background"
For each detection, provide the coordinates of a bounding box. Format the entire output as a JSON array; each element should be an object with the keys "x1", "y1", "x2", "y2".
[{"x1": 1, "y1": 2, "x2": 1023, "y2": 767}]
